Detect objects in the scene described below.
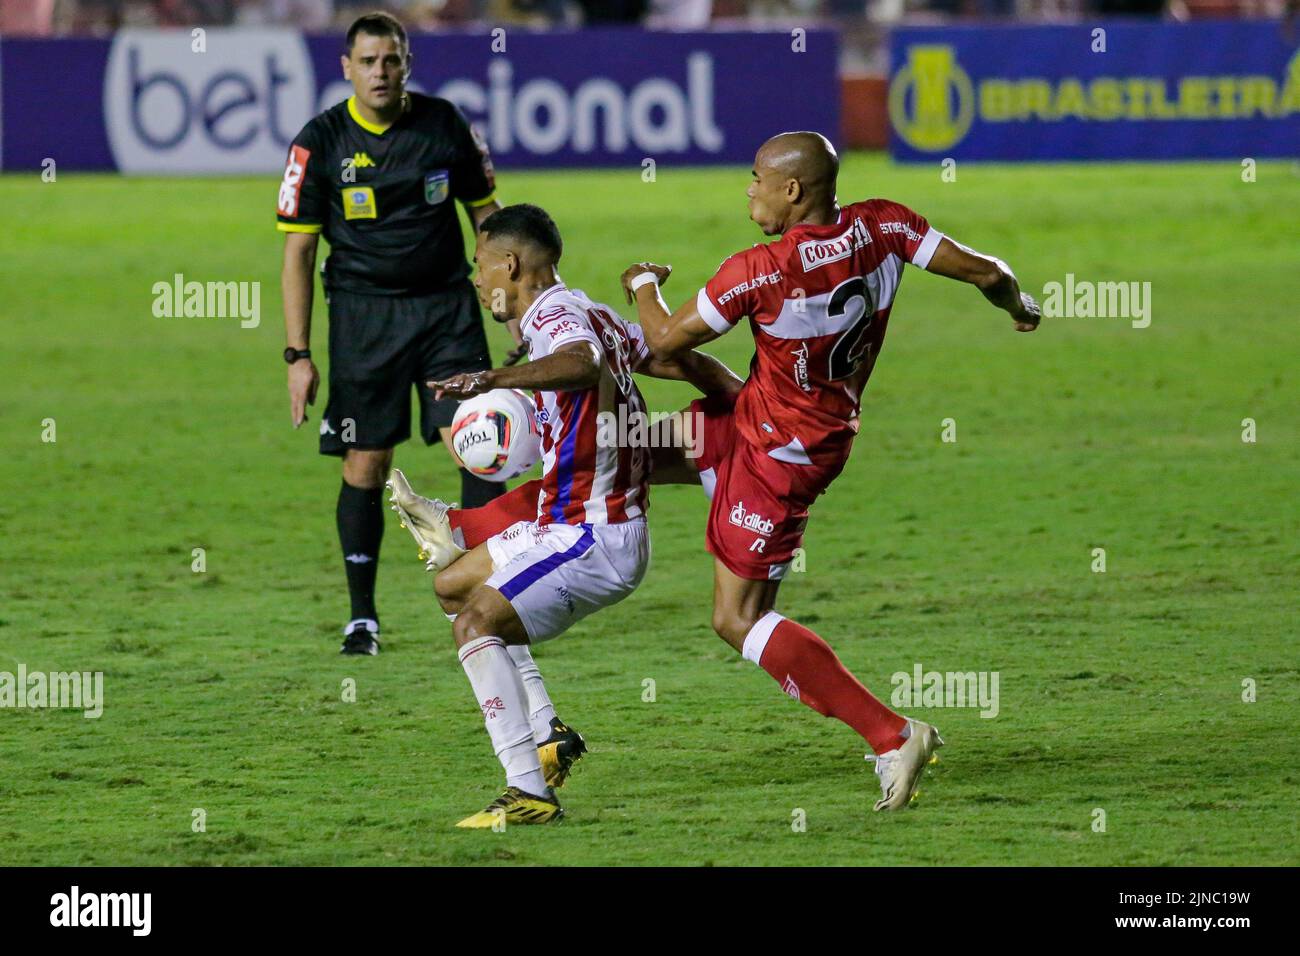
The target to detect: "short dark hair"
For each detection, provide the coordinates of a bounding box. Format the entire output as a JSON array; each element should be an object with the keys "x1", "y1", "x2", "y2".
[
  {"x1": 480, "y1": 204, "x2": 563, "y2": 264},
  {"x1": 346, "y1": 12, "x2": 408, "y2": 55}
]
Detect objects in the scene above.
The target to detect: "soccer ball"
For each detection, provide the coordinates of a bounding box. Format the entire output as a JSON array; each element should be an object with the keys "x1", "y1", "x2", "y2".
[{"x1": 448, "y1": 388, "x2": 541, "y2": 482}]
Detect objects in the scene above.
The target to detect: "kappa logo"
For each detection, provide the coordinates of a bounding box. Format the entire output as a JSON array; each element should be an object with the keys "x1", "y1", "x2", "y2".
[
  {"x1": 481, "y1": 696, "x2": 505, "y2": 719},
  {"x1": 797, "y1": 217, "x2": 872, "y2": 272},
  {"x1": 781, "y1": 675, "x2": 801, "y2": 701},
  {"x1": 351, "y1": 152, "x2": 375, "y2": 168},
  {"x1": 729, "y1": 500, "x2": 774, "y2": 537},
  {"x1": 344, "y1": 553, "x2": 374, "y2": 564},
  {"x1": 320, "y1": 418, "x2": 336, "y2": 436}
]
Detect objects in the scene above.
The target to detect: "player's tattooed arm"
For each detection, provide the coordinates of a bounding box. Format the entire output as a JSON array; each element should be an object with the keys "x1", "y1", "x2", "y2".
[
  {"x1": 619, "y1": 262, "x2": 721, "y2": 359},
  {"x1": 430, "y1": 341, "x2": 600, "y2": 399},
  {"x1": 924, "y1": 237, "x2": 1041, "y2": 332},
  {"x1": 639, "y1": 349, "x2": 744, "y2": 397}
]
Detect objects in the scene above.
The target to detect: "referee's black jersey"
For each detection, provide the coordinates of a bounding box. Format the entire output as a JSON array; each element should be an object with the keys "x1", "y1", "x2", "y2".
[{"x1": 276, "y1": 92, "x2": 496, "y2": 296}]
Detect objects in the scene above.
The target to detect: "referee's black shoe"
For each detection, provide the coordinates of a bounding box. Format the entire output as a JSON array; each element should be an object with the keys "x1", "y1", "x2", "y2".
[{"x1": 340, "y1": 619, "x2": 381, "y2": 656}]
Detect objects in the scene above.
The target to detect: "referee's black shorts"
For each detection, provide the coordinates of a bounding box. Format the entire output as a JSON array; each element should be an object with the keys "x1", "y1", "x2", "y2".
[{"x1": 319, "y1": 279, "x2": 491, "y2": 456}]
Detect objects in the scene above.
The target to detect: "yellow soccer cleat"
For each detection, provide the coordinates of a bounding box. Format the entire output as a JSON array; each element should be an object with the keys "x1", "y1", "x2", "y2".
[
  {"x1": 455, "y1": 786, "x2": 563, "y2": 829},
  {"x1": 385, "y1": 467, "x2": 465, "y2": 572},
  {"x1": 868, "y1": 718, "x2": 944, "y2": 812},
  {"x1": 537, "y1": 718, "x2": 587, "y2": 790}
]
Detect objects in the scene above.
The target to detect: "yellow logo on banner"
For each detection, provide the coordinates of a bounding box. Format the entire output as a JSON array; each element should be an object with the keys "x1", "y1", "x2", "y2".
[
  {"x1": 889, "y1": 43, "x2": 1300, "y2": 154},
  {"x1": 889, "y1": 45, "x2": 975, "y2": 152},
  {"x1": 342, "y1": 186, "x2": 376, "y2": 220}
]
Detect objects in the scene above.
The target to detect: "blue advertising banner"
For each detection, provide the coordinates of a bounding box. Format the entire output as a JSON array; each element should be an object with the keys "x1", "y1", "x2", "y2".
[
  {"x1": 888, "y1": 20, "x2": 1300, "y2": 162},
  {"x1": 0, "y1": 28, "x2": 838, "y2": 173}
]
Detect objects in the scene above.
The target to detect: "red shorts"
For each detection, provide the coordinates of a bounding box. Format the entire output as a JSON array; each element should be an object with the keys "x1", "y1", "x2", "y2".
[{"x1": 689, "y1": 393, "x2": 848, "y2": 581}]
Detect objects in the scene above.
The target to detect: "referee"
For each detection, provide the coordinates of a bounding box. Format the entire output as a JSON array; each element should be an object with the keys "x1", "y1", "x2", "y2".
[{"x1": 277, "y1": 12, "x2": 514, "y2": 656}]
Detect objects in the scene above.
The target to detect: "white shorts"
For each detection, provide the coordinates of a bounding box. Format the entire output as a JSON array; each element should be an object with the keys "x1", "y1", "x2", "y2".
[{"x1": 485, "y1": 517, "x2": 650, "y2": 642}]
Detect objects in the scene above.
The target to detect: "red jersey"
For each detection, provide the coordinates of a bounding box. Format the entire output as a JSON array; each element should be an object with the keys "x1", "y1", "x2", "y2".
[{"x1": 696, "y1": 199, "x2": 942, "y2": 463}]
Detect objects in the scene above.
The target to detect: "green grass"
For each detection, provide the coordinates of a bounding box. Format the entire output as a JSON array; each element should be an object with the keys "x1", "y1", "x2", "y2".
[{"x1": 1, "y1": 155, "x2": 1297, "y2": 865}]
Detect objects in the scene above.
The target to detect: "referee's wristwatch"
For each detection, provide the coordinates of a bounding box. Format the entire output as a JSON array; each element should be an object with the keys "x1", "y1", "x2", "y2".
[{"x1": 284, "y1": 347, "x2": 312, "y2": 364}]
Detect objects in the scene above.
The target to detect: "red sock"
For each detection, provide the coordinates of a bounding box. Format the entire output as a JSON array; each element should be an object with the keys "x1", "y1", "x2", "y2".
[
  {"x1": 448, "y1": 479, "x2": 542, "y2": 549},
  {"x1": 745, "y1": 613, "x2": 907, "y2": 754}
]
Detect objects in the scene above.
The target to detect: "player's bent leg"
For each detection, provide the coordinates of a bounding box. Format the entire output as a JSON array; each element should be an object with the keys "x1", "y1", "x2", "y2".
[
  {"x1": 430, "y1": 542, "x2": 585, "y2": 790},
  {"x1": 452, "y1": 584, "x2": 562, "y2": 827},
  {"x1": 432, "y1": 543, "x2": 495, "y2": 616},
  {"x1": 338, "y1": 447, "x2": 396, "y2": 656}
]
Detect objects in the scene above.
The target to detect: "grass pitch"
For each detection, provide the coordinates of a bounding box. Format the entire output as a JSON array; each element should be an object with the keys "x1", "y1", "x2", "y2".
[{"x1": 1, "y1": 155, "x2": 1297, "y2": 865}]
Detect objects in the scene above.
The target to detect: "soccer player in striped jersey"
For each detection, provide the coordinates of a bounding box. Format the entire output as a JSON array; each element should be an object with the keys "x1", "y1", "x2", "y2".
[
  {"x1": 388, "y1": 204, "x2": 741, "y2": 827},
  {"x1": 619, "y1": 132, "x2": 1040, "y2": 811}
]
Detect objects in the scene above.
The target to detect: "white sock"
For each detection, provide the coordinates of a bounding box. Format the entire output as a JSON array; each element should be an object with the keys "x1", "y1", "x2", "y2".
[
  {"x1": 508, "y1": 643, "x2": 558, "y2": 743},
  {"x1": 458, "y1": 636, "x2": 548, "y2": 797}
]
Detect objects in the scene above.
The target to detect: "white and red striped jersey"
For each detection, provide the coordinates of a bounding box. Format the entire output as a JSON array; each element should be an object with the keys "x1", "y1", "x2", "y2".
[
  {"x1": 520, "y1": 283, "x2": 651, "y2": 527},
  {"x1": 695, "y1": 199, "x2": 943, "y2": 464}
]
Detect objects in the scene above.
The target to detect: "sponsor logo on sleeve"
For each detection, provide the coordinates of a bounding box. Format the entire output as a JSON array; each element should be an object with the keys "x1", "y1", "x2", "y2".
[
  {"x1": 797, "y1": 217, "x2": 872, "y2": 272},
  {"x1": 879, "y1": 220, "x2": 923, "y2": 243},
  {"x1": 278, "y1": 144, "x2": 310, "y2": 216},
  {"x1": 716, "y1": 269, "x2": 782, "y2": 306}
]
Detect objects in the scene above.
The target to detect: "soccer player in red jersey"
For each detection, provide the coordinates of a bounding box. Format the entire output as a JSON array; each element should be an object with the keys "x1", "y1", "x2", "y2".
[{"x1": 619, "y1": 131, "x2": 1042, "y2": 810}]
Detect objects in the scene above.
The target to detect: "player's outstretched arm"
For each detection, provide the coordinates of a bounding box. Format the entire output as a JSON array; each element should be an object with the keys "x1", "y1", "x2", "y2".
[
  {"x1": 429, "y1": 341, "x2": 600, "y2": 399},
  {"x1": 924, "y1": 237, "x2": 1041, "y2": 332},
  {"x1": 638, "y1": 348, "x2": 744, "y2": 397},
  {"x1": 619, "y1": 262, "x2": 721, "y2": 360}
]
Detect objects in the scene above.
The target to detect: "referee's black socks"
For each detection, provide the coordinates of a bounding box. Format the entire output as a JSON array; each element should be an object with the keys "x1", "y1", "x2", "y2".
[
  {"x1": 337, "y1": 480, "x2": 384, "y2": 625},
  {"x1": 460, "y1": 470, "x2": 506, "y2": 509}
]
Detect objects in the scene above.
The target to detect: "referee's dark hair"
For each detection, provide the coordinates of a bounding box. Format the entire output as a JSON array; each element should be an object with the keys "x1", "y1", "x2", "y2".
[
  {"x1": 346, "y1": 12, "x2": 408, "y2": 54},
  {"x1": 480, "y1": 204, "x2": 564, "y2": 265}
]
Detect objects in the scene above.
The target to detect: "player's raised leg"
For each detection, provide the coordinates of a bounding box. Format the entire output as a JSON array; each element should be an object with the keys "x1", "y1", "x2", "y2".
[{"x1": 710, "y1": 561, "x2": 942, "y2": 811}]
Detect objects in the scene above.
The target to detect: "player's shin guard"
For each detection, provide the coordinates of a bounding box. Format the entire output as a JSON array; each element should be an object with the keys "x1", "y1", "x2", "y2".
[
  {"x1": 742, "y1": 611, "x2": 908, "y2": 755},
  {"x1": 507, "y1": 644, "x2": 558, "y2": 744},
  {"x1": 458, "y1": 636, "x2": 548, "y2": 797},
  {"x1": 448, "y1": 478, "x2": 543, "y2": 549}
]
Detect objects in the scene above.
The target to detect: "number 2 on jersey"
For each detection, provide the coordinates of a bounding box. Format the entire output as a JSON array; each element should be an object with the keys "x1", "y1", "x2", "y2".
[{"x1": 826, "y1": 276, "x2": 876, "y2": 381}]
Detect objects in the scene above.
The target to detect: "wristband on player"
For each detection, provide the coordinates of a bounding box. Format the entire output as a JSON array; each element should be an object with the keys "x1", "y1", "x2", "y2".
[{"x1": 630, "y1": 272, "x2": 659, "y2": 294}]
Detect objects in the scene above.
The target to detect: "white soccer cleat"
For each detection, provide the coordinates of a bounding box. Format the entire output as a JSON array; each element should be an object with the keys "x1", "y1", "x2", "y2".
[
  {"x1": 385, "y1": 468, "x2": 465, "y2": 572},
  {"x1": 868, "y1": 718, "x2": 944, "y2": 812}
]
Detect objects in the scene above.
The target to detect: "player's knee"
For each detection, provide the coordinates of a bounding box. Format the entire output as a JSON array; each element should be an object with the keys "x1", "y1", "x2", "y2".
[
  {"x1": 342, "y1": 449, "x2": 392, "y2": 488},
  {"x1": 711, "y1": 608, "x2": 754, "y2": 649},
  {"x1": 451, "y1": 602, "x2": 491, "y2": 647}
]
